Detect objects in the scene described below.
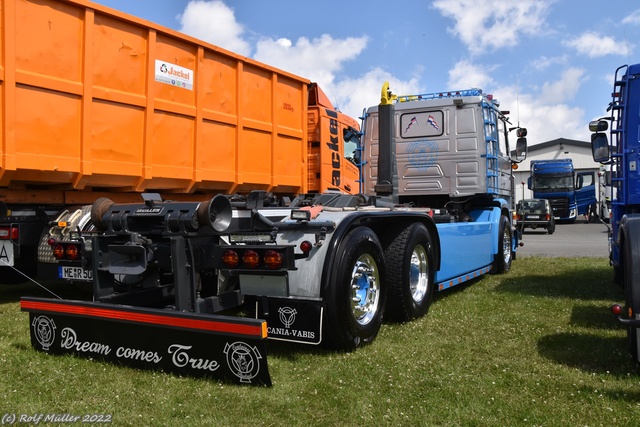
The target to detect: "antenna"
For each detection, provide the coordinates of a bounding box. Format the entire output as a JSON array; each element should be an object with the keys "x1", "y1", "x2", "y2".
[{"x1": 516, "y1": 74, "x2": 520, "y2": 127}]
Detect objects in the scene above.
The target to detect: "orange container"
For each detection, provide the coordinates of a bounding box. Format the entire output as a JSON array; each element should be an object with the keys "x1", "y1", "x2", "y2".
[{"x1": 0, "y1": 0, "x2": 308, "y2": 196}]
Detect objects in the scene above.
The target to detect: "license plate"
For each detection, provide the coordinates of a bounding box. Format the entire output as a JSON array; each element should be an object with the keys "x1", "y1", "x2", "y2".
[
  {"x1": 59, "y1": 266, "x2": 93, "y2": 281},
  {"x1": 526, "y1": 215, "x2": 540, "y2": 220},
  {"x1": 0, "y1": 241, "x2": 14, "y2": 266}
]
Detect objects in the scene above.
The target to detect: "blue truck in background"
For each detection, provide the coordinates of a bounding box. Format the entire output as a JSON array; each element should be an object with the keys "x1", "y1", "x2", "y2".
[{"x1": 527, "y1": 159, "x2": 597, "y2": 223}]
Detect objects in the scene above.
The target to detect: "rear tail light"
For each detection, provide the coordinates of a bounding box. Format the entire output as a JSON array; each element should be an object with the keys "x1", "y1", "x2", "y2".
[
  {"x1": 220, "y1": 248, "x2": 290, "y2": 270},
  {"x1": 0, "y1": 226, "x2": 18, "y2": 240},
  {"x1": 51, "y1": 242, "x2": 82, "y2": 260},
  {"x1": 222, "y1": 250, "x2": 239, "y2": 268},
  {"x1": 52, "y1": 244, "x2": 65, "y2": 260},
  {"x1": 242, "y1": 250, "x2": 260, "y2": 268},
  {"x1": 263, "y1": 250, "x2": 282, "y2": 270},
  {"x1": 65, "y1": 244, "x2": 79, "y2": 260}
]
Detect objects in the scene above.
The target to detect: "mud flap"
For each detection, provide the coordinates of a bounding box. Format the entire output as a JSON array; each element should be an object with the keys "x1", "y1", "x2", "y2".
[
  {"x1": 256, "y1": 297, "x2": 323, "y2": 345},
  {"x1": 20, "y1": 297, "x2": 271, "y2": 386}
]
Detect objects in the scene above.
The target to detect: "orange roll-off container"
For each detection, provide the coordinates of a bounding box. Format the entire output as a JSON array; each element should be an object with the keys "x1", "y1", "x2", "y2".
[{"x1": 0, "y1": 0, "x2": 309, "y2": 198}]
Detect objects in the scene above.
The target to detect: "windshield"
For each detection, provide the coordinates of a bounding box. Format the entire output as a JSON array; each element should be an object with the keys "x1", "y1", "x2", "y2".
[{"x1": 533, "y1": 176, "x2": 573, "y2": 191}]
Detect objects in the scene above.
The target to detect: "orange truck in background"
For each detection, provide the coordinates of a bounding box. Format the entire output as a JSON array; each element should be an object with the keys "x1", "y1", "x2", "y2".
[{"x1": 0, "y1": 0, "x2": 360, "y2": 283}]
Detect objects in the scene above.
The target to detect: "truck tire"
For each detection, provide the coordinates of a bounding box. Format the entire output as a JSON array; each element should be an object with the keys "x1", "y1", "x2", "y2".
[
  {"x1": 622, "y1": 224, "x2": 640, "y2": 361},
  {"x1": 383, "y1": 223, "x2": 435, "y2": 322},
  {"x1": 323, "y1": 226, "x2": 387, "y2": 351},
  {"x1": 491, "y1": 215, "x2": 512, "y2": 274}
]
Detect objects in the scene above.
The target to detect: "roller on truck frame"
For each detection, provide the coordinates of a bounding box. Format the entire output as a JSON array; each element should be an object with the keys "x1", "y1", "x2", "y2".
[
  {"x1": 15, "y1": 0, "x2": 528, "y2": 386},
  {"x1": 591, "y1": 64, "x2": 640, "y2": 363}
]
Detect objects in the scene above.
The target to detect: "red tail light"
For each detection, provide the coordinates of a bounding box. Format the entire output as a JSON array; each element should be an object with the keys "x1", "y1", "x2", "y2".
[
  {"x1": 52, "y1": 242, "x2": 81, "y2": 260},
  {"x1": 300, "y1": 240, "x2": 313, "y2": 254},
  {"x1": 263, "y1": 250, "x2": 282, "y2": 270},
  {"x1": 222, "y1": 250, "x2": 239, "y2": 268},
  {"x1": 65, "y1": 244, "x2": 79, "y2": 260},
  {"x1": 242, "y1": 250, "x2": 260, "y2": 268},
  {"x1": 0, "y1": 226, "x2": 18, "y2": 240},
  {"x1": 53, "y1": 244, "x2": 65, "y2": 260}
]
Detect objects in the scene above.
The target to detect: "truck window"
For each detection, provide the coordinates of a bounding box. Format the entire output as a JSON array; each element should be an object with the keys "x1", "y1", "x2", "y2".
[
  {"x1": 580, "y1": 173, "x2": 594, "y2": 187},
  {"x1": 344, "y1": 128, "x2": 361, "y2": 165},
  {"x1": 497, "y1": 118, "x2": 508, "y2": 157}
]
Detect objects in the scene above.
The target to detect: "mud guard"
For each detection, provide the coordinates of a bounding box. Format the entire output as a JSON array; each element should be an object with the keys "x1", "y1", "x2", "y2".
[{"x1": 20, "y1": 297, "x2": 271, "y2": 386}]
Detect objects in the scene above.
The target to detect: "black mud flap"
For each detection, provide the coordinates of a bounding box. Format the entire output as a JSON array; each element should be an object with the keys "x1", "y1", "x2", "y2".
[
  {"x1": 256, "y1": 297, "x2": 323, "y2": 345},
  {"x1": 20, "y1": 297, "x2": 271, "y2": 386}
]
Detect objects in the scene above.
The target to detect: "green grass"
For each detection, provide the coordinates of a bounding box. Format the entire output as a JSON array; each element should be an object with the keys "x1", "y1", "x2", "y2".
[{"x1": 2, "y1": 257, "x2": 638, "y2": 426}]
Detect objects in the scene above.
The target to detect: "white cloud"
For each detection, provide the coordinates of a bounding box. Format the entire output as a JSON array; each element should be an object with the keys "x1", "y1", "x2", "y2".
[
  {"x1": 530, "y1": 55, "x2": 568, "y2": 71},
  {"x1": 539, "y1": 67, "x2": 585, "y2": 103},
  {"x1": 493, "y1": 72, "x2": 590, "y2": 146},
  {"x1": 253, "y1": 34, "x2": 368, "y2": 89},
  {"x1": 432, "y1": 0, "x2": 551, "y2": 55},
  {"x1": 564, "y1": 32, "x2": 630, "y2": 58},
  {"x1": 447, "y1": 60, "x2": 496, "y2": 90},
  {"x1": 622, "y1": 9, "x2": 640, "y2": 25},
  {"x1": 178, "y1": 0, "x2": 251, "y2": 56}
]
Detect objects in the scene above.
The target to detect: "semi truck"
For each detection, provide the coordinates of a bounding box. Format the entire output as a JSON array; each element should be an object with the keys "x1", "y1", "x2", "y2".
[
  {"x1": 527, "y1": 159, "x2": 597, "y2": 222},
  {"x1": 590, "y1": 64, "x2": 640, "y2": 362},
  {"x1": 15, "y1": 0, "x2": 527, "y2": 386}
]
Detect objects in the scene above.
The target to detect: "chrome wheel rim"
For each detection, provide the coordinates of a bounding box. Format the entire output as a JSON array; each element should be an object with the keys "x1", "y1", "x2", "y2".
[
  {"x1": 502, "y1": 226, "x2": 512, "y2": 265},
  {"x1": 349, "y1": 254, "x2": 381, "y2": 326},
  {"x1": 409, "y1": 245, "x2": 429, "y2": 303}
]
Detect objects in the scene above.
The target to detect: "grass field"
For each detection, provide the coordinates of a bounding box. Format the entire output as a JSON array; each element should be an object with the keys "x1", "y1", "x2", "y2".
[{"x1": 1, "y1": 256, "x2": 638, "y2": 426}]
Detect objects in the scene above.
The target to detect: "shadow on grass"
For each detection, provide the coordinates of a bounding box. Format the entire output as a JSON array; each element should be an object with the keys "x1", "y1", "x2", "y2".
[
  {"x1": 570, "y1": 303, "x2": 621, "y2": 330},
  {"x1": 537, "y1": 332, "x2": 639, "y2": 377},
  {"x1": 494, "y1": 267, "x2": 623, "y2": 302}
]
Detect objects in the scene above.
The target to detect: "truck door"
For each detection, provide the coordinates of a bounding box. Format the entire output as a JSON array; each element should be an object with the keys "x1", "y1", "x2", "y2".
[{"x1": 575, "y1": 171, "x2": 597, "y2": 216}]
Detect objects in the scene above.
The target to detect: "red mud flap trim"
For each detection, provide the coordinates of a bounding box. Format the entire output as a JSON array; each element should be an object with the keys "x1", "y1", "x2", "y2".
[{"x1": 20, "y1": 297, "x2": 272, "y2": 386}]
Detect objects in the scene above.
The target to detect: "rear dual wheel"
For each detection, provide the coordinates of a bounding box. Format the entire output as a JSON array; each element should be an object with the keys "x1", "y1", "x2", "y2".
[
  {"x1": 323, "y1": 223, "x2": 436, "y2": 350},
  {"x1": 323, "y1": 227, "x2": 387, "y2": 351},
  {"x1": 384, "y1": 223, "x2": 435, "y2": 322}
]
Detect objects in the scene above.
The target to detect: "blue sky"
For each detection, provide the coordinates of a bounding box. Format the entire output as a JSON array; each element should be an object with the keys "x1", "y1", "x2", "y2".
[{"x1": 92, "y1": 0, "x2": 640, "y2": 145}]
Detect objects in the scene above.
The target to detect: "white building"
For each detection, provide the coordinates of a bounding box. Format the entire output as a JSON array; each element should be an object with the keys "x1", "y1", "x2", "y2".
[{"x1": 513, "y1": 138, "x2": 600, "y2": 205}]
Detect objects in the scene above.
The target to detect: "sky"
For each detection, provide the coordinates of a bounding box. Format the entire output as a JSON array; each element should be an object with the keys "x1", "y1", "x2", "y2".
[{"x1": 92, "y1": 0, "x2": 640, "y2": 146}]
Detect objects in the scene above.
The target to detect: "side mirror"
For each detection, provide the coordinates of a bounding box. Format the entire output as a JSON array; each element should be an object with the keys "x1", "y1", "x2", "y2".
[
  {"x1": 513, "y1": 137, "x2": 527, "y2": 162},
  {"x1": 591, "y1": 132, "x2": 610, "y2": 163},
  {"x1": 527, "y1": 176, "x2": 532, "y2": 190}
]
